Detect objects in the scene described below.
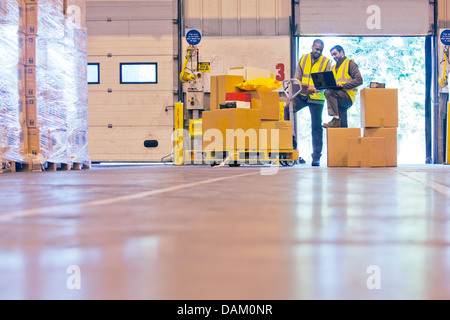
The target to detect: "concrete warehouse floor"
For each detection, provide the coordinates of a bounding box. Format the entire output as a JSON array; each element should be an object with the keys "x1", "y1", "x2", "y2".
[{"x1": 0, "y1": 163, "x2": 449, "y2": 300}]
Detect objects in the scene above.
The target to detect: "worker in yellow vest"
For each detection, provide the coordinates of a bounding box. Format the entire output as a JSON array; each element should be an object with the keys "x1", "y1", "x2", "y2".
[
  {"x1": 285, "y1": 39, "x2": 331, "y2": 167},
  {"x1": 323, "y1": 45, "x2": 363, "y2": 128}
]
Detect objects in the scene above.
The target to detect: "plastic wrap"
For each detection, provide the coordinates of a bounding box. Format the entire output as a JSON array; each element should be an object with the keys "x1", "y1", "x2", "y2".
[
  {"x1": 35, "y1": 0, "x2": 90, "y2": 165},
  {"x1": 0, "y1": 2, "x2": 25, "y2": 163},
  {"x1": 1, "y1": 0, "x2": 89, "y2": 167}
]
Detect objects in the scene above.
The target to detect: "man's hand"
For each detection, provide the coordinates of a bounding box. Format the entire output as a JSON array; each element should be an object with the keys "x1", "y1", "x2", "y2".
[
  {"x1": 307, "y1": 86, "x2": 316, "y2": 93},
  {"x1": 300, "y1": 83, "x2": 309, "y2": 94}
]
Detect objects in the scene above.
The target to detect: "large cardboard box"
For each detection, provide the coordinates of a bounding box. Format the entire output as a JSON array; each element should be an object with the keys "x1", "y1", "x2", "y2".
[
  {"x1": 27, "y1": 127, "x2": 40, "y2": 156},
  {"x1": 202, "y1": 109, "x2": 261, "y2": 151},
  {"x1": 360, "y1": 88, "x2": 398, "y2": 127},
  {"x1": 364, "y1": 127, "x2": 398, "y2": 167},
  {"x1": 260, "y1": 120, "x2": 293, "y2": 150},
  {"x1": 26, "y1": 97, "x2": 37, "y2": 127},
  {"x1": 25, "y1": 35, "x2": 36, "y2": 66},
  {"x1": 347, "y1": 137, "x2": 386, "y2": 167},
  {"x1": 210, "y1": 75, "x2": 243, "y2": 110},
  {"x1": 25, "y1": 4, "x2": 37, "y2": 35},
  {"x1": 24, "y1": 65, "x2": 36, "y2": 97},
  {"x1": 326, "y1": 128, "x2": 361, "y2": 167},
  {"x1": 250, "y1": 90, "x2": 279, "y2": 120},
  {"x1": 227, "y1": 66, "x2": 272, "y2": 81}
]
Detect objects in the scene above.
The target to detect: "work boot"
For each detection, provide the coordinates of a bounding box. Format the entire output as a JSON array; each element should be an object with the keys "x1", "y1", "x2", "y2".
[{"x1": 322, "y1": 118, "x2": 340, "y2": 128}]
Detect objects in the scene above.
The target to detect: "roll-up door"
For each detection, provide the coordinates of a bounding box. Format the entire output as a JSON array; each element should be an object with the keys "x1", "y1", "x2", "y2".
[
  {"x1": 86, "y1": 1, "x2": 176, "y2": 162},
  {"x1": 295, "y1": 0, "x2": 432, "y2": 36}
]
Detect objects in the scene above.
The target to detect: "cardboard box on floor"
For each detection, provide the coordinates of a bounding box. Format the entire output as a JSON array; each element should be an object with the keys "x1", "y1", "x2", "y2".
[
  {"x1": 347, "y1": 137, "x2": 386, "y2": 167},
  {"x1": 202, "y1": 109, "x2": 261, "y2": 151},
  {"x1": 210, "y1": 75, "x2": 244, "y2": 111},
  {"x1": 326, "y1": 128, "x2": 361, "y2": 167},
  {"x1": 363, "y1": 127, "x2": 397, "y2": 167},
  {"x1": 360, "y1": 88, "x2": 398, "y2": 127}
]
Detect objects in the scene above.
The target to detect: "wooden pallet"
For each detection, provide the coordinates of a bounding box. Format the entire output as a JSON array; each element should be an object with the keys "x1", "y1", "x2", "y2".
[
  {"x1": 186, "y1": 149, "x2": 299, "y2": 166},
  {"x1": 1, "y1": 161, "x2": 18, "y2": 173},
  {"x1": 1, "y1": 159, "x2": 91, "y2": 173},
  {"x1": 44, "y1": 161, "x2": 91, "y2": 171}
]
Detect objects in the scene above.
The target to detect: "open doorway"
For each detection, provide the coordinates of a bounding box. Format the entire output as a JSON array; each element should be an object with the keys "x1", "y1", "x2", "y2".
[{"x1": 295, "y1": 36, "x2": 426, "y2": 165}]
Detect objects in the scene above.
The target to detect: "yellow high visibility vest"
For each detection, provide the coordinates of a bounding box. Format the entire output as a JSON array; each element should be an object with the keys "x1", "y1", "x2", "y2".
[
  {"x1": 332, "y1": 58, "x2": 358, "y2": 103},
  {"x1": 299, "y1": 54, "x2": 330, "y2": 101}
]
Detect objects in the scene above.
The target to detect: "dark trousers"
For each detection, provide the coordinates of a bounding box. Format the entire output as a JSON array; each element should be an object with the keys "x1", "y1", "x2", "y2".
[
  {"x1": 324, "y1": 89, "x2": 353, "y2": 128},
  {"x1": 284, "y1": 93, "x2": 324, "y2": 161}
]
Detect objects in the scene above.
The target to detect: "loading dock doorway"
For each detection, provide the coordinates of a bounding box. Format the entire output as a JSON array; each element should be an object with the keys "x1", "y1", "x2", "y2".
[
  {"x1": 295, "y1": 36, "x2": 426, "y2": 164},
  {"x1": 294, "y1": 0, "x2": 433, "y2": 164}
]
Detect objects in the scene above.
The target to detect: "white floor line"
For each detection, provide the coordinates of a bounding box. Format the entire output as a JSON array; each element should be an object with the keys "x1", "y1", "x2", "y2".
[
  {"x1": 0, "y1": 171, "x2": 260, "y2": 222},
  {"x1": 397, "y1": 170, "x2": 450, "y2": 199}
]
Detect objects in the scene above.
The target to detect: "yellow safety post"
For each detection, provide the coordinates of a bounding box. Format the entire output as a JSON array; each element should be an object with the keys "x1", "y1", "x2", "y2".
[
  {"x1": 174, "y1": 102, "x2": 184, "y2": 165},
  {"x1": 189, "y1": 119, "x2": 203, "y2": 164}
]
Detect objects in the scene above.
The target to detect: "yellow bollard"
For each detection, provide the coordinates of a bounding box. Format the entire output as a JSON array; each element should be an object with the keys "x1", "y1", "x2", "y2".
[{"x1": 174, "y1": 102, "x2": 184, "y2": 165}]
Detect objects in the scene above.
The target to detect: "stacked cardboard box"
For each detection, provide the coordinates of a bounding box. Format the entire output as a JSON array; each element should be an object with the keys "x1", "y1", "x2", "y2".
[
  {"x1": 326, "y1": 88, "x2": 398, "y2": 167},
  {"x1": 326, "y1": 128, "x2": 362, "y2": 167},
  {"x1": 347, "y1": 136, "x2": 386, "y2": 167},
  {"x1": 20, "y1": 0, "x2": 38, "y2": 157},
  {"x1": 1, "y1": 0, "x2": 89, "y2": 168},
  {"x1": 0, "y1": 0, "x2": 27, "y2": 163},
  {"x1": 360, "y1": 88, "x2": 398, "y2": 167},
  {"x1": 204, "y1": 74, "x2": 292, "y2": 152}
]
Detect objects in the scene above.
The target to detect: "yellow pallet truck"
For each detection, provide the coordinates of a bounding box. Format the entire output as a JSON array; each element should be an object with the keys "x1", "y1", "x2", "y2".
[{"x1": 202, "y1": 79, "x2": 302, "y2": 168}]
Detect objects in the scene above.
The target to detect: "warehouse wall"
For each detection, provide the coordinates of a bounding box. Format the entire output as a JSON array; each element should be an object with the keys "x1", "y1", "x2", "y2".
[
  {"x1": 439, "y1": 0, "x2": 450, "y2": 28},
  {"x1": 183, "y1": 0, "x2": 290, "y2": 37},
  {"x1": 86, "y1": 0, "x2": 177, "y2": 162},
  {"x1": 83, "y1": 0, "x2": 449, "y2": 163},
  {"x1": 85, "y1": 0, "x2": 293, "y2": 161},
  {"x1": 182, "y1": 0, "x2": 292, "y2": 99}
]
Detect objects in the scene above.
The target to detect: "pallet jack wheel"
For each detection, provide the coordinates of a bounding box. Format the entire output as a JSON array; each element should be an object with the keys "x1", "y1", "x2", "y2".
[
  {"x1": 285, "y1": 160, "x2": 296, "y2": 167},
  {"x1": 279, "y1": 154, "x2": 289, "y2": 167}
]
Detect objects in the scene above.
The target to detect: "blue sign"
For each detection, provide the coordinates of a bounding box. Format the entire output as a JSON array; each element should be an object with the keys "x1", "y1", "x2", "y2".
[
  {"x1": 441, "y1": 29, "x2": 450, "y2": 45},
  {"x1": 186, "y1": 29, "x2": 202, "y2": 46}
]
